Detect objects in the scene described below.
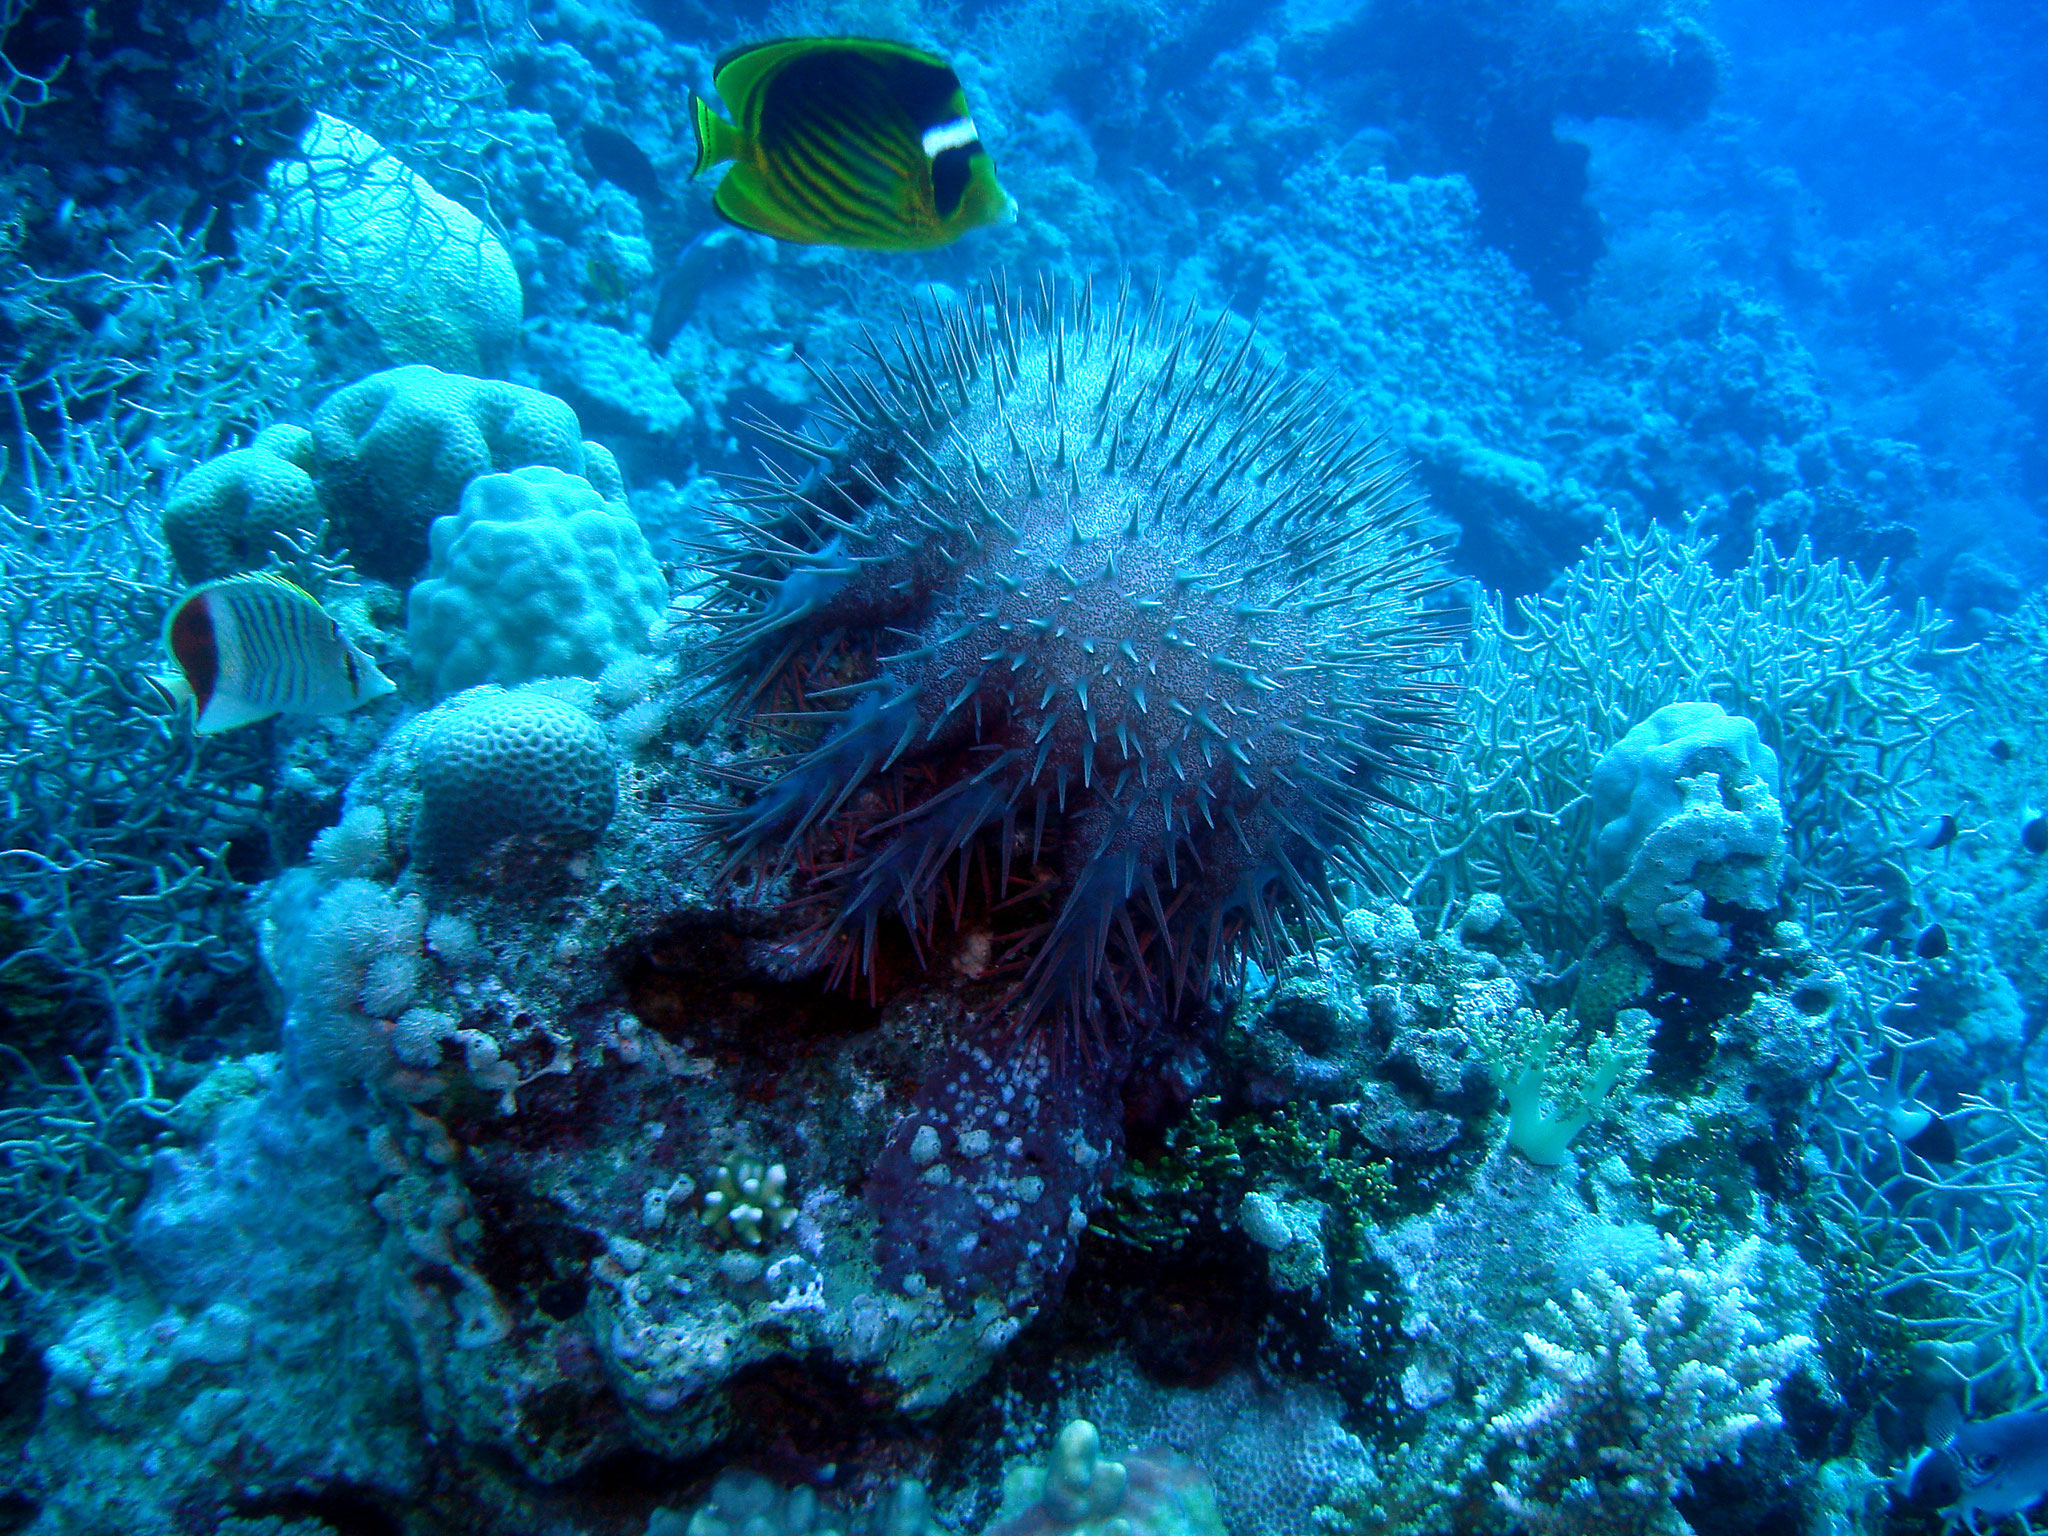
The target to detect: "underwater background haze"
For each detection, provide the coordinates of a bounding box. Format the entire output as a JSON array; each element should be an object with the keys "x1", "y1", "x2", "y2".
[{"x1": 2, "y1": 0, "x2": 2046, "y2": 1531}]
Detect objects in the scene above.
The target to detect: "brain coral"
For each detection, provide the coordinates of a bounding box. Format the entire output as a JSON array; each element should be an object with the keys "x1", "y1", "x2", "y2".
[
  {"x1": 412, "y1": 686, "x2": 617, "y2": 874},
  {"x1": 311, "y1": 365, "x2": 623, "y2": 583},
  {"x1": 269, "y1": 112, "x2": 522, "y2": 373},
  {"x1": 406, "y1": 466, "x2": 666, "y2": 696},
  {"x1": 162, "y1": 423, "x2": 322, "y2": 582},
  {"x1": 692, "y1": 278, "x2": 1457, "y2": 1033}
]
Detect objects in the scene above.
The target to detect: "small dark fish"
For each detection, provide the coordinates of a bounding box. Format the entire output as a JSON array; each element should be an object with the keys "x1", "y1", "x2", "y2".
[
  {"x1": 689, "y1": 36, "x2": 1013, "y2": 251},
  {"x1": 1916, "y1": 813, "x2": 1959, "y2": 851},
  {"x1": 583, "y1": 126, "x2": 664, "y2": 203},
  {"x1": 1905, "y1": 1444, "x2": 1964, "y2": 1510},
  {"x1": 1992, "y1": 738, "x2": 2016, "y2": 763},
  {"x1": 647, "y1": 227, "x2": 756, "y2": 354},
  {"x1": 1906, "y1": 1399, "x2": 2048, "y2": 1521},
  {"x1": 1903, "y1": 1110, "x2": 1958, "y2": 1164},
  {"x1": 1915, "y1": 922, "x2": 1950, "y2": 960},
  {"x1": 2024, "y1": 813, "x2": 2048, "y2": 856}
]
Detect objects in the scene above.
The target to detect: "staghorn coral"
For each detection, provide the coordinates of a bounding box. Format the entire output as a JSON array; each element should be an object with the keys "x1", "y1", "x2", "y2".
[
  {"x1": 0, "y1": 220, "x2": 311, "y2": 1307},
  {"x1": 1391, "y1": 520, "x2": 1952, "y2": 964},
  {"x1": 690, "y1": 277, "x2": 1459, "y2": 1035},
  {"x1": 1488, "y1": 1235, "x2": 1814, "y2": 1536}
]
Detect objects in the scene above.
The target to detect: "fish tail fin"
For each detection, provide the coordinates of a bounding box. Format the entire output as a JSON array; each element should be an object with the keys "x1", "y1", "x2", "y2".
[
  {"x1": 690, "y1": 92, "x2": 743, "y2": 178},
  {"x1": 142, "y1": 671, "x2": 192, "y2": 714},
  {"x1": 359, "y1": 661, "x2": 399, "y2": 703}
]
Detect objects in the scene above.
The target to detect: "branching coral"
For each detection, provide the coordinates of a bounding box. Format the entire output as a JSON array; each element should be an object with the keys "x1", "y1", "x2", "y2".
[
  {"x1": 1391, "y1": 520, "x2": 1953, "y2": 965},
  {"x1": 1813, "y1": 1057, "x2": 2048, "y2": 1404},
  {"x1": 0, "y1": 229, "x2": 308, "y2": 1011},
  {"x1": 0, "y1": 223, "x2": 321, "y2": 1311},
  {"x1": 0, "y1": 0, "x2": 64, "y2": 136},
  {"x1": 1799, "y1": 594, "x2": 2048, "y2": 1404},
  {"x1": 1488, "y1": 1235, "x2": 1814, "y2": 1536},
  {"x1": 0, "y1": 1045, "x2": 173, "y2": 1309}
]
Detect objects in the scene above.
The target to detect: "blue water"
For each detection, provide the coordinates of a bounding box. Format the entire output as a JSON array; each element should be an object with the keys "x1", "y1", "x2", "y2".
[{"x1": 1, "y1": 0, "x2": 2044, "y2": 1531}]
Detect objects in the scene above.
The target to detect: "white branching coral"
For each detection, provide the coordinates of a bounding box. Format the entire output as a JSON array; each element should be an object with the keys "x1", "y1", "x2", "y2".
[{"x1": 1488, "y1": 1236, "x2": 1813, "y2": 1536}]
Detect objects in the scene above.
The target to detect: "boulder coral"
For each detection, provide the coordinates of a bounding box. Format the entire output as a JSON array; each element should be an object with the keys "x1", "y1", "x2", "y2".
[
  {"x1": 406, "y1": 465, "x2": 666, "y2": 696},
  {"x1": 1591, "y1": 701, "x2": 1786, "y2": 967}
]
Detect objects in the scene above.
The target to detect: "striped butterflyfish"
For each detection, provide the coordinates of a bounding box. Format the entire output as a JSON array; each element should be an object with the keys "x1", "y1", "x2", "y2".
[
  {"x1": 689, "y1": 37, "x2": 1014, "y2": 252},
  {"x1": 156, "y1": 574, "x2": 396, "y2": 735}
]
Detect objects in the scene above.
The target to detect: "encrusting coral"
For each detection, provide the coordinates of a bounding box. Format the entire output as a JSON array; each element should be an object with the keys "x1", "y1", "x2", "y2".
[
  {"x1": 691, "y1": 276, "x2": 1460, "y2": 1036},
  {"x1": 986, "y1": 1418, "x2": 1226, "y2": 1536}
]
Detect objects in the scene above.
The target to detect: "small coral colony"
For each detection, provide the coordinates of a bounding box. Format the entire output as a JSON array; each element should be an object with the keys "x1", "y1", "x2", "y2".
[{"x1": 17, "y1": 13, "x2": 2041, "y2": 1536}]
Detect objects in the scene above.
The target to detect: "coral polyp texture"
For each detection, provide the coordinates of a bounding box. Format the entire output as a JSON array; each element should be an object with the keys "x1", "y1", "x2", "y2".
[{"x1": 692, "y1": 279, "x2": 1459, "y2": 1032}]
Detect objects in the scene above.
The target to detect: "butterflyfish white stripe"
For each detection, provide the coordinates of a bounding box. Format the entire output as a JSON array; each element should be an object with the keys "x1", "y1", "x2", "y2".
[
  {"x1": 921, "y1": 117, "x2": 977, "y2": 158},
  {"x1": 246, "y1": 597, "x2": 290, "y2": 700},
  {"x1": 214, "y1": 599, "x2": 252, "y2": 695}
]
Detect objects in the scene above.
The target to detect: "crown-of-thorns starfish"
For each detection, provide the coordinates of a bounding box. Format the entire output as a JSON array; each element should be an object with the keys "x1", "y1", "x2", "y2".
[{"x1": 689, "y1": 274, "x2": 1461, "y2": 1040}]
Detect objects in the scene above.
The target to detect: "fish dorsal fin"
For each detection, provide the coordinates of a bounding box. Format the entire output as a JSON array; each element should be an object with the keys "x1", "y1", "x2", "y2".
[
  {"x1": 712, "y1": 37, "x2": 829, "y2": 115},
  {"x1": 202, "y1": 570, "x2": 319, "y2": 606},
  {"x1": 1926, "y1": 1394, "x2": 1964, "y2": 1448},
  {"x1": 250, "y1": 571, "x2": 318, "y2": 602},
  {"x1": 712, "y1": 36, "x2": 946, "y2": 117}
]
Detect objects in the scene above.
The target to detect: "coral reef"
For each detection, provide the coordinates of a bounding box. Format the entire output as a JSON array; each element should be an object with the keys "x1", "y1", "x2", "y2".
[
  {"x1": 5, "y1": 0, "x2": 2042, "y2": 1531},
  {"x1": 1392, "y1": 521, "x2": 1950, "y2": 965}
]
